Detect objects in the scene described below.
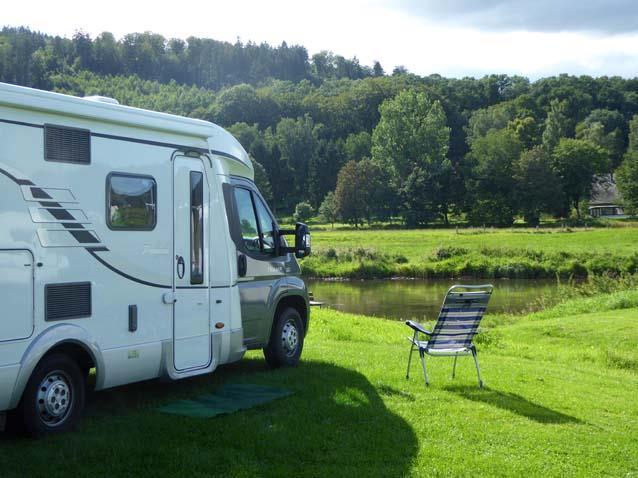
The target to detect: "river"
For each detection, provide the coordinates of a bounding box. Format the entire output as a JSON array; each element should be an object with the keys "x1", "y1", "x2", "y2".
[{"x1": 306, "y1": 279, "x2": 561, "y2": 321}]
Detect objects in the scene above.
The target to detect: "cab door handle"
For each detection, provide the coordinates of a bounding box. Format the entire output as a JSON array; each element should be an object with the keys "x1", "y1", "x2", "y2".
[{"x1": 238, "y1": 254, "x2": 247, "y2": 277}]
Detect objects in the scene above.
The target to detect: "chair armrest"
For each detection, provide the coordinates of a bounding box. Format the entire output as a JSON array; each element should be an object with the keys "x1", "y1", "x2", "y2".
[{"x1": 405, "y1": 320, "x2": 431, "y2": 335}]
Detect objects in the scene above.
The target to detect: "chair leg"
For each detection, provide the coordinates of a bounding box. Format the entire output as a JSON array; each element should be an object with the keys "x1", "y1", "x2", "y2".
[
  {"x1": 406, "y1": 331, "x2": 417, "y2": 379},
  {"x1": 472, "y1": 348, "x2": 483, "y2": 388},
  {"x1": 406, "y1": 345, "x2": 414, "y2": 379},
  {"x1": 419, "y1": 350, "x2": 429, "y2": 387},
  {"x1": 452, "y1": 354, "x2": 458, "y2": 379}
]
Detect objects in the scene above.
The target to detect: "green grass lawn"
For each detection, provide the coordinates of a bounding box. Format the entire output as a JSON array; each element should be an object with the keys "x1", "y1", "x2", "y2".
[
  {"x1": 302, "y1": 227, "x2": 638, "y2": 279},
  {"x1": 2, "y1": 297, "x2": 637, "y2": 477}
]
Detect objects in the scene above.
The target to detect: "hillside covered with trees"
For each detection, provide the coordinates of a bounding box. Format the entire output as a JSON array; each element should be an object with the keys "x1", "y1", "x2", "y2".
[{"x1": 2, "y1": 26, "x2": 638, "y2": 225}]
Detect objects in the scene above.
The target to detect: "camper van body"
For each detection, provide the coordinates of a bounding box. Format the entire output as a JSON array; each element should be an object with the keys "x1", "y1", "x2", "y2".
[{"x1": 0, "y1": 82, "x2": 309, "y2": 434}]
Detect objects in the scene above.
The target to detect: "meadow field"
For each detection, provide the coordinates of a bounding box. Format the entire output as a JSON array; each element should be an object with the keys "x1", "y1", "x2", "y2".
[
  {"x1": 302, "y1": 226, "x2": 638, "y2": 279},
  {"x1": 1, "y1": 289, "x2": 637, "y2": 477}
]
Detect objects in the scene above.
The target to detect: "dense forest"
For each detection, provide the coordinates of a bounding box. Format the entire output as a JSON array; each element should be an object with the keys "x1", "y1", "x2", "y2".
[{"x1": 2, "y1": 26, "x2": 638, "y2": 225}]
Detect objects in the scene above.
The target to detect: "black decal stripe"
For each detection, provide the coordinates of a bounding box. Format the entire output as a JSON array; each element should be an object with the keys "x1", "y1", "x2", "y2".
[
  {"x1": 69, "y1": 230, "x2": 100, "y2": 244},
  {"x1": 62, "y1": 223, "x2": 85, "y2": 229},
  {"x1": 39, "y1": 201, "x2": 62, "y2": 208},
  {"x1": 92, "y1": 132, "x2": 209, "y2": 155},
  {"x1": 0, "y1": 118, "x2": 43, "y2": 129},
  {"x1": 31, "y1": 187, "x2": 52, "y2": 199},
  {"x1": 85, "y1": 248, "x2": 170, "y2": 289},
  {"x1": 47, "y1": 208, "x2": 75, "y2": 221},
  {"x1": 0, "y1": 167, "x2": 34, "y2": 186}
]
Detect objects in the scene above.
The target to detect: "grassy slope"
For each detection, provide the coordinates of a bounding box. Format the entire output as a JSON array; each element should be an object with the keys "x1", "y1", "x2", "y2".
[
  {"x1": 302, "y1": 227, "x2": 638, "y2": 278},
  {"x1": 1, "y1": 301, "x2": 637, "y2": 477}
]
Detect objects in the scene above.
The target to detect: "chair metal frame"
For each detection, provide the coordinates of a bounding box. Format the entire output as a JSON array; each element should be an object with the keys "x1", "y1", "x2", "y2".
[{"x1": 405, "y1": 284, "x2": 493, "y2": 388}]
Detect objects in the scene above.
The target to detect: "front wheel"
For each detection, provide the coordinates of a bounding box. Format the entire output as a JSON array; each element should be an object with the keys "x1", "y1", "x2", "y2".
[
  {"x1": 18, "y1": 353, "x2": 86, "y2": 437},
  {"x1": 263, "y1": 307, "x2": 304, "y2": 368}
]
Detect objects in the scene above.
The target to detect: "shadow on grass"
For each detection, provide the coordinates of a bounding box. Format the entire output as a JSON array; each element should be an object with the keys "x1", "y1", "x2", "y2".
[
  {"x1": 0, "y1": 357, "x2": 418, "y2": 478},
  {"x1": 444, "y1": 385, "x2": 583, "y2": 424}
]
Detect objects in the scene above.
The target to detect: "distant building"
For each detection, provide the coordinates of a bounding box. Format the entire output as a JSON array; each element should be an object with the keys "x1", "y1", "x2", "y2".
[{"x1": 588, "y1": 175, "x2": 628, "y2": 218}]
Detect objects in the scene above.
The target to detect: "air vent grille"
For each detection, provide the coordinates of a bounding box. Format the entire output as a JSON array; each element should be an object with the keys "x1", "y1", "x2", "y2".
[
  {"x1": 44, "y1": 125, "x2": 91, "y2": 164},
  {"x1": 45, "y1": 282, "x2": 92, "y2": 321}
]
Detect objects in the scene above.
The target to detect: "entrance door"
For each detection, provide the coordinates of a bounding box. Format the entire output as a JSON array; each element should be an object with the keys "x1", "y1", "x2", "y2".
[{"x1": 173, "y1": 156, "x2": 211, "y2": 371}]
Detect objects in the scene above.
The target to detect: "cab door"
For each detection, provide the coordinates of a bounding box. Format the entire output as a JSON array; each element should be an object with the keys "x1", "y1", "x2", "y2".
[
  {"x1": 172, "y1": 156, "x2": 211, "y2": 371},
  {"x1": 232, "y1": 185, "x2": 289, "y2": 346}
]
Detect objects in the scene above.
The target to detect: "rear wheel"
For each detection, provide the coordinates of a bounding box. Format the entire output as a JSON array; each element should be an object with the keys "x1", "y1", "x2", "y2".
[
  {"x1": 18, "y1": 353, "x2": 86, "y2": 437},
  {"x1": 263, "y1": 307, "x2": 304, "y2": 368}
]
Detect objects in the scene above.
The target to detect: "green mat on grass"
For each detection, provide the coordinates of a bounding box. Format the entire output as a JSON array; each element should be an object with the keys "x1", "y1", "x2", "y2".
[{"x1": 157, "y1": 384, "x2": 293, "y2": 418}]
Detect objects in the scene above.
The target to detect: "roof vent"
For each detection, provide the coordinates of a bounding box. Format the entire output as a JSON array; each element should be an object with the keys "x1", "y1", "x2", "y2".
[{"x1": 83, "y1": 95, "x2": 120, "y2": 105}]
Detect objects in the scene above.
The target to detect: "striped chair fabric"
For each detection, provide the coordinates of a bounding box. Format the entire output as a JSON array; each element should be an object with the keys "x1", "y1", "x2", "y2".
[
  {"x1": 427, "y1": 290, "x2": 491, "y2": 351},
  {"x1": 405, "y1": 284, "x2": 493, "y2": 387}
]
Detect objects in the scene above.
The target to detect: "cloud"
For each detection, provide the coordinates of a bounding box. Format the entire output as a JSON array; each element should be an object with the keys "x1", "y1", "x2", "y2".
[{"x1": 394, "y1": 0, "x2": 638, "y2": 33}]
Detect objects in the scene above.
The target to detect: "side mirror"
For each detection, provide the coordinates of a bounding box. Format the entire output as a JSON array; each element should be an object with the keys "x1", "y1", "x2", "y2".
[
  {"x1": 278, "y1": 222, "x2": 311, "y2": 258},
  {"x1": 294, "y1": 222, "x2": 311, "y2": 258}
]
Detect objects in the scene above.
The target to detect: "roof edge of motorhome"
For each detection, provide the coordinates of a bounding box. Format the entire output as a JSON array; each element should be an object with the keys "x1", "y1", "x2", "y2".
[{"x1": 0, "y1": 82, "x2": 252, "y2": 172}]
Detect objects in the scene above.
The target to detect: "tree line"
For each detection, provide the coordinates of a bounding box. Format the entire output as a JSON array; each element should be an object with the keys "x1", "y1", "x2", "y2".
[{"x1": 2, "y1": 27, "x2": 638, "y2": 225}]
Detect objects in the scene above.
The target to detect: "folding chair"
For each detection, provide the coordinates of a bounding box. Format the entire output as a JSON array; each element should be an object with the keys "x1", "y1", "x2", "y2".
[{"x1": 405, "y1": 284, "x2": 493, "y2": 388}]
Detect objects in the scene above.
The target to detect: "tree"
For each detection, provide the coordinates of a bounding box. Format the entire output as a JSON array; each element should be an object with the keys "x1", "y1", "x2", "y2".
[
  {"x1": 371, "y1": 90, "x2": 451, "y2": 223},
  {"x1": 372, "y1": 61, "x2": 385, "y2": 77},
  {"x1": 275, "y1": 115, "x2": 320, "y2": 208},
  {"x1": 551, "y1": 138, "x2": 608, "y2": 217},
  {"x1": 625, "y1": 114, "x2": 638, "y2": 154},
  {"x1": 251, "y1": 158, "x2": 273, "y2": 202},
  {"x1": 616, "y1": 152, "x2": 638, "y2": 215},
  {"x1": 542, "y1": 99, "x2": 570, "y2": 152},
  {"x1": 344, "y1": 131, "x2": 371, "y2": 162},
  {"x1": 318, "y1": 191, "x2": 338, "y2": 228},
  {"x1": 616, "y1": 115, "x2": 638, "y2": 214},
  {"x1": 333, "y1": 160, "x2": 388, "y2": 227},
  {"x1": 514, "y1": 147, "x2": 564, "y2": 225},
  {"x1": 466, "y1": 129, "x2": 523, "y2": 226},
  {"x1": 293, "y1": 201, "x2": 314, "y2": 222},
  {"x1": 575, "y1": 109, "x2": 625, "y2": 170},
  {"x1": 465, "y1": 101, "x2": 517, "y2": 147}
]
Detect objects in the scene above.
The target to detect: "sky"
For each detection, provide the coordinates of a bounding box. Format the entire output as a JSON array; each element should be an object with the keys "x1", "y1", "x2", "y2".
[{"x1": 3, "y1": 0, "x2": 638, "y2": 79}]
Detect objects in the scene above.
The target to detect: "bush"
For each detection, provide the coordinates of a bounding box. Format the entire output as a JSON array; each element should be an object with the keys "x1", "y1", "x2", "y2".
[{"x1": 293, "y1": 202, "x2": 314, "y2": 223}]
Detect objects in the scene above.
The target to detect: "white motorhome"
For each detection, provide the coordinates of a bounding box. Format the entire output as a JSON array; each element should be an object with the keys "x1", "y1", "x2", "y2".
[{"x1": 0, "y1": 82, "x2": 311, "y2": 436}]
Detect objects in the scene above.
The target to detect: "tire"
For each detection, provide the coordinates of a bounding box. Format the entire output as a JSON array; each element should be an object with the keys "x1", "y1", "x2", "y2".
[
  {"x1": 18, "y1": 353, "x2": 86, "y2": 437},
  {"x1": 263, "y1": 307, "x2": 305, "y2": 368}
]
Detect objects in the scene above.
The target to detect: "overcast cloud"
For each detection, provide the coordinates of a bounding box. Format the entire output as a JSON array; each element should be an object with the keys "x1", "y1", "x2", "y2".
[{"x1": 395, "y1": 0, "x2": 638, "y2": 33}]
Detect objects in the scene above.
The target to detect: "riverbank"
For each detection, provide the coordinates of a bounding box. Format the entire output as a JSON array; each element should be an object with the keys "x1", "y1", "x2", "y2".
[
  {"x1": 302, "y1": 227, "x2": 638, "y2": 279},
  {"x1": 2, "y1": 291, "x2": 637, "y2": 477}
]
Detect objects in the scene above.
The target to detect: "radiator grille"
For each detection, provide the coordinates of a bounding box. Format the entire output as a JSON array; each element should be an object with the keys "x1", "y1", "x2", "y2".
[
  {"x1": 44, "y1": 125, "x2": 91, "y2": 164},
  {"x1": 45, "y1": 282, "x2": 92, "y2": 321}
]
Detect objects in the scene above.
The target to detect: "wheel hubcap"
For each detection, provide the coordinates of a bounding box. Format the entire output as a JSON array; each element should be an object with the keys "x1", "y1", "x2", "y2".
[
  {"x1": 281, "y1": 320, "x2": 299, "y2": 357},
  {"x1": 36, "y1": 371, "x2": 72, "y2": 426}
]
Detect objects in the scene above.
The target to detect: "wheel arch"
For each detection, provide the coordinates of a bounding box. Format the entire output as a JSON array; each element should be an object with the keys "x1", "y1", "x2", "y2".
[
  {"x1": 272, "y1": 293, "x2": 309, "y2": 338},
  {"x1": 9, "y1": 324, "x2": 104, "y2": 409}
]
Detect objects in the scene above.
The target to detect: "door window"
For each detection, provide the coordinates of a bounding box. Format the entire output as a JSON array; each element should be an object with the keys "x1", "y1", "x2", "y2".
[
  {"x1": 234, "y1": 187, "x2": 261, "y2": 253},
  {"x1": 190, "y1": 171, "x2": 204, "y2": 284},
  {"x1": 254, "y1": 197, "x2": 276, "y2": 254}
]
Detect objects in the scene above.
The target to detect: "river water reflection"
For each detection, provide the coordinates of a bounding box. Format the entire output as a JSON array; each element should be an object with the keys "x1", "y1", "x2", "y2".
[{"x1": 307, "y1": 279, "x2": 562, "y2": 321}]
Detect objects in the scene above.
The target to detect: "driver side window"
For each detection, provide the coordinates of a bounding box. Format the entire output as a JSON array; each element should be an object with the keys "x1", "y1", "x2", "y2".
[{"x1": 234, "y1": 187, "x2": 261, "y2": 253}]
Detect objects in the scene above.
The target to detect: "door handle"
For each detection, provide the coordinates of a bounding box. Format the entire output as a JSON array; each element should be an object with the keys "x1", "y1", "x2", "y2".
[
  {"x1": 238, "y1": 254, "x2": 247, "y2": 277},
  {"x1": 176, "y1": 255, "x2": 185, "y2": 279}
]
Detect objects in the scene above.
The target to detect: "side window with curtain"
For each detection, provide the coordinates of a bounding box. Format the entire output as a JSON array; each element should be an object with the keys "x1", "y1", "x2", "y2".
[
  {"x1": 233, "y1": 187, "x2": 261, "y2": 253},
  {"x1": 254, "y1": 196, "x2": 276, "y2": 254}
]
